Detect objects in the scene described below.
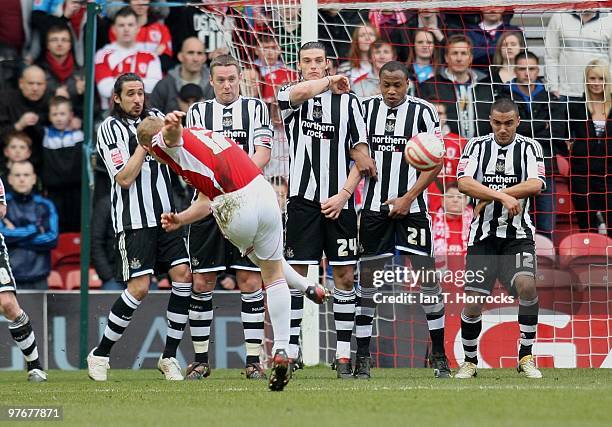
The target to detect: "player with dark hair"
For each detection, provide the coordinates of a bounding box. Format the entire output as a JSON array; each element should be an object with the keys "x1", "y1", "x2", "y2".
[
  {"x1": 89, "y1": 73, "x2": 192, "y2": 382},
  {"x1": 277, "y1": 41, "x2": 376, "y2": 377},
  {"x1": 456, "y1": 97, "x2": 545, "y2": 379},
  {"x1": 359, "y1": 61, "x2": 451, "y2": 379}
]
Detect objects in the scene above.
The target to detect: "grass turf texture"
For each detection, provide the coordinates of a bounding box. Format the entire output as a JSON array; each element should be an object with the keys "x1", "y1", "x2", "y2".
[{"x1": 1, "y1": 367, "x2": 610, "y2": 427}]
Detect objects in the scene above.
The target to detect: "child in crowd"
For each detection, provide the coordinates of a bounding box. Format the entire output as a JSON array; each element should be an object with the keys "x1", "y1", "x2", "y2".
[
  {"x1": 42, "y1": 96, "x2": 83, "y2": 232},
  {"x1": 2, "y1": 131, "x2": 33, "y2": 180}
]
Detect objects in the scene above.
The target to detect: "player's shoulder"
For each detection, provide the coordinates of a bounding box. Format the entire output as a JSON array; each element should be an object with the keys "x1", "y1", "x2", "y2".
[
  {"x1": 406, "y1": 95, "x2": 437, "y2": 112},
  {"x1": 516, "y1": 133, "x2": 544, "y2": 152},
  {"x1": 97, "y1": 116, "x2": 129, "y2": 144},
  {"x1": 515, "y1": 133, "x2": 539, "y2": 145},
  {"x1": 147, "y1": 108, "x2": 165, "y2": 119},
  {"x1": 187, "y1": 99, "x2": 214, "y2": 112},
  {"x1": 465, "y1": 133, "x2": 494, "y2": 149},
  {"x1": 240, "y1": 95, "x2": 264, "y2": 103},
  {"x1": 360, "y1": 94, "x2": 382, "y2": 106},
  {"x1": 98, "y1": 115, "x2": 121, "y2": 130}
]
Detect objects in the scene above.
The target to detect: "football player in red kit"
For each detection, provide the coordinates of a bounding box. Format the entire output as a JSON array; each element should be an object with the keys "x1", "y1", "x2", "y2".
[{"x1": 136, "y1": 111, "x2": 328, "y2": 391}]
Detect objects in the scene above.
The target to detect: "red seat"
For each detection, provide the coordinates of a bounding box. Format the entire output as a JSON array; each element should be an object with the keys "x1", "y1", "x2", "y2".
[
  {"x1": 574, "y1": 265, "x2": 611, "y2": 288},
  {"x1": 156, "y1": 277, "x2": 171, "y2": 289},
  {"x1": 536, "y1": 268, "x2": 573, "y2": 288},
  {"x1": 65, "y1": 268, "x2": 102, "y2": 290},
  {"x1": 534, "y1": 234, "x2": 556, "y2": 268},
  {"x1": 555, "y1": 182, "x2": 573, "y2": 216},
  {"x1": 51, "y1": 233, "x2": 81, "y2": 267},
  {"x1": 47, "y1": 270, "x2": 64, "y2": 290},
  {"x1": 556, "y1": 154, "x2": 570, "y2": 178},
  {"x1": 558, "y1": 232, "x2": 612, "y2": 269}
]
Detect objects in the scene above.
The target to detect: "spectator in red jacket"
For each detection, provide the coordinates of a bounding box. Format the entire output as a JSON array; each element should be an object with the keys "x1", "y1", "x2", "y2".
[
  {"x1": 427, "y1": 102, "x2": 467, "y2": 213},
  {"x1": 432, "y1": 182, "x2": 472, "y2": 273},
  {"x1": 109, "y1": 0, "x2": 173, "y2": 72},
  {"x1": 95, "y1": 7, "x2": 162, "y2": 110}
]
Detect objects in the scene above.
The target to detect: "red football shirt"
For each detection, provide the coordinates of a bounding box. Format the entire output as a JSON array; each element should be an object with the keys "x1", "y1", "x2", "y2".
[
  {"x1": 109, "y1": 22, "x2": 173, "y2": 56},
  {"x1": 151, "y1": 128, "x2": 261, "y2": 200},
  {"x1": 427, "y1": 132, "x2": 468, "y2": 212},
  {"x1": 432, "y1": 207, "x2": 472, "y2": 272}
]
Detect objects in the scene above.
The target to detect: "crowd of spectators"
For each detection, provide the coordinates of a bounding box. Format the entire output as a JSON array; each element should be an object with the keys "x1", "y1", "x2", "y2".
[{"x1": 0, "y1": 1, "x2": 611, "y2": 288}]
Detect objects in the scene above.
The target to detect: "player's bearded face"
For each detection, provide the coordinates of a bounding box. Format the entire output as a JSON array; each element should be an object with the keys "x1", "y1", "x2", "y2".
[
  {"x1": 299, "y1": 49, "x2": 327, "y2": 81},
  {"x1": 116, "y1": 81, "x2": 145, "y2": 117},
  {"x1": 490, "y1": 110, "x2": 519, "y2": 145}
]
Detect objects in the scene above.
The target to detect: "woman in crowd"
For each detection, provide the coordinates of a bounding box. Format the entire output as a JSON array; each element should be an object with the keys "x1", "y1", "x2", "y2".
[
  {"x1": 490, "y1": 30, "x2": 525, "y2": 84},
  {"x1": 338, "y1": 24, "x2": 378, "y2": 84},
  {"x1": 406, "y1": 29, "x2": 441, "y2": 84},
  {"x1": 568, "y1": 59, "x2": 612, "y2": 236}
]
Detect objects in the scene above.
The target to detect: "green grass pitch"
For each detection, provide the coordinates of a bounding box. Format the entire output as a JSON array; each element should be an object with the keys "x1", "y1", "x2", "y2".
[{"x1": 1, "y1": 367, "x2": 611, "y2": 427}]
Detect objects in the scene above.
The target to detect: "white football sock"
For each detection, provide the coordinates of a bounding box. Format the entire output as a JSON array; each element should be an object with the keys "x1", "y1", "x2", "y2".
[{"x1": 265, "y1": 278, "x2": 291, "y2": 354}]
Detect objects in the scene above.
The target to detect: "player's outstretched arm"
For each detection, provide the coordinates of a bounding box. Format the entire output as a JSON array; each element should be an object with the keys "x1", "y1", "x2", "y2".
[
  {"x1": 161, "y1": 192, "x2": 212, "y2": 232},
  {"x1": 289, "y1": 75, "x2": 350, "y2": 105},
  {"x1": 458, "y1": 176, "x2": 521, "y2": 218}
]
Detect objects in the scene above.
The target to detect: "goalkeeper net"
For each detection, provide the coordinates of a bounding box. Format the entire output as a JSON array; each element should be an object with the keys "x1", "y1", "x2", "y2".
[{"x1": 171, "y1": 0, "x2": 612, "y2": 368}]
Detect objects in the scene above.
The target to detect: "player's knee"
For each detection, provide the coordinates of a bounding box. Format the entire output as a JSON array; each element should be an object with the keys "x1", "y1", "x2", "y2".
[
  {"x1": 332, "y1": 265, "x2": 354, "y2": 290},
  {"x1": 463, "y1": 291, "x2": 484, "y2": 317},
  {"x1": 192, "y1": 273, "x2": 216, "y2": 293},
  {"x1": 170, "y1": 263, "x2": 192, "y2": 283},
  {"x1": 237, "y1": 271, "x2": 262, "y2": 292},
  {"x1": 514, "y1": 275, "x2": 537, "y2": 300},
  {"x1": 127, "y1": 275, "x2": 151, "y2": 300},
  {"x1": 0, "y1": 292, "x2": 20, "y2": 320}
]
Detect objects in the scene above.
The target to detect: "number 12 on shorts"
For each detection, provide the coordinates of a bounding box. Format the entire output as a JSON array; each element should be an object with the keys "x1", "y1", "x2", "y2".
[
  {"x1": 515, "y1": 252, "x2": 534, "y2": 269},
  {"x1": 337, "y1": 238, "x2": 357, "y2": 257}
]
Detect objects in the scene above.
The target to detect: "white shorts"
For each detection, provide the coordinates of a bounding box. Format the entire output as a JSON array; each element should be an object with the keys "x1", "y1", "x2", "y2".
[{"x1": 210, "y1": 175, "x2": 283, "y2": 262}]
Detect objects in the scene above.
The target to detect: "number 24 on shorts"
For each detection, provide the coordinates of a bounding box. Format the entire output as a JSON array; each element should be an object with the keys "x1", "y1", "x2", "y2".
[{"x1": 337, "y1": 238, "x2": 357, "y2": 256}]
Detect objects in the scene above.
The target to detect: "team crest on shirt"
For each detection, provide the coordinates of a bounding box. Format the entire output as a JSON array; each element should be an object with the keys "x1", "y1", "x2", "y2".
[
  {"x1": 130, "y1": 258, "x2": 142, "y2": 270},
  {"x1": 312, "y1": 100, "x2": 323, "y2": 119},
  {"x1": 222, "y1": 111, "x2": 233, "y2": 128},
  {"x1": 191, "y1": 257, "x2": 200, "y2": 267},
  {"x1": 495, "y1": 160, "x2": 506, "y2": 173},
  {"x1": 385, "y1": 112, "x2": 396, "y2": 132}
]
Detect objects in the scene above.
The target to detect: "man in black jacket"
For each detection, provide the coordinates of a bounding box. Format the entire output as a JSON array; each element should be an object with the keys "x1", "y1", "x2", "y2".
[
  {"x1": 91, "y1": 194, "x2": 123, "y2": 290},
  {"x1": 0, "y1": 66, "x2": 49, "y2": 168},
  {"x1": 419, "y1": 34, "x2": 493, "y2": 139},
  {"x1": 500, "y1": 51, "x2": 568, "y2": 239}
]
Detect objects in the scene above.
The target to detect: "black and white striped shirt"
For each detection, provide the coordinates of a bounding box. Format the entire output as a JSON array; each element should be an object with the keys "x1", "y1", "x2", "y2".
[
  {"x1": 362, "y1": 95, "x2": 441, "y2": 213},
  {"x1": 277, "y1": 85, "x2": 368, "y2": 207},
  {"x1": 97, "y1": 109, "x2": 174, "y2": 233},
  {"x1": 457, "y1": 133, "x2": 546, "y2": 244},
  {"x1": 186, "y1": 96, "x2": 273, "y2": 155}
]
